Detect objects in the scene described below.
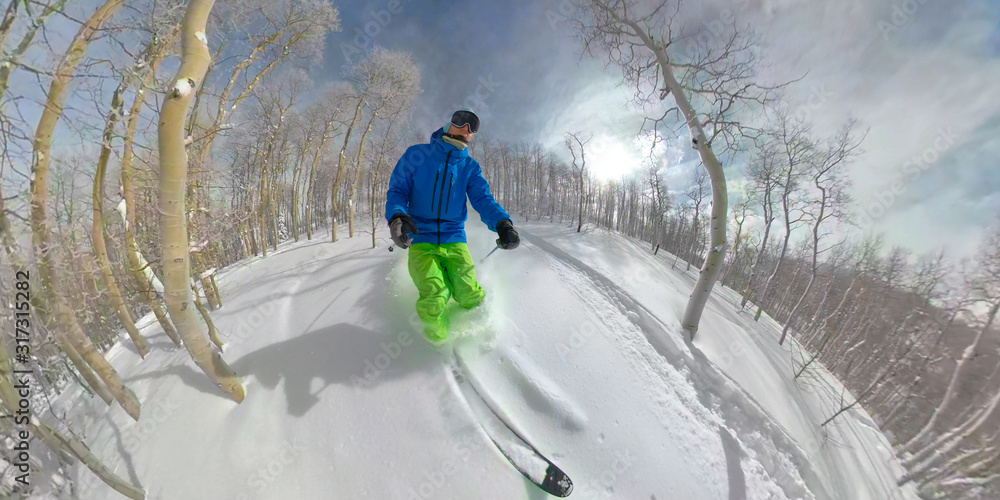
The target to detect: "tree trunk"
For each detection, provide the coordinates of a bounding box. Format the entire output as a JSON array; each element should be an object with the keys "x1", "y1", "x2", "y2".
[
  {"x1": 268, "y1": 172, "x2": 279, "y2": 250},
  {"x1": 898, "y1": 382, "x2": 1000, "y2": 486},
  {"x1": 331, "y1": 98, "x2": 364, "y2": 242},
  {"x1": 348, "y1": 112, "x2": 376, "y2": 239},
  {"x1": 722, "y1": 210, "x2": 746, "y2": 286},
  {"x1": 2, "y1": 186, "x2": 115, "y2": 402},
  {"x1": 92, "y1": 81, "x2": 148, "y2": 357},
  {"x1": 258, "y1": 163, "x2": 269, "y2": 256},
  {"x1": 882, "y1": 303, "x2": 964, "y2": 427},
  {"x1": 158, "y1": 0, "x2": 244, "y2": 403},
  {"x1": 191, "y1": 282, "x2": 224, "y2": 350},
  {"x1": 305, "y1": 121, "x2": 333, "y2": 240},
  {"x1": 290, "y1": 145, "x2": 306, "y2": 240},
  {"x1": 741, "y1": 218, "x2": 772, "y2": 308},
  {"x1": 626, "y1": 23, "x2": 729, "y2": 339},
  {"x1": 117, "y1": 33, "x2": 180, "y2": 346},
  {"x1": 756, "y1": 226, "x2": 791, "y2": 321},
  {"x1": 577, "y1": 171, "x2": 584, "y2": 233},
  {"x1": 780, "y1": 267, "x2": 815, "y2": 344},
  {"x1": 0, "y1": 334, "x2": 145, "y2": 499}
]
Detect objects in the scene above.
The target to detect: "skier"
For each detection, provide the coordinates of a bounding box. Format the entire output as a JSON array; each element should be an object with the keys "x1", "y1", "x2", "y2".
[{"x1": 385, "y1": 108, "x2": 520, "y2": 344}]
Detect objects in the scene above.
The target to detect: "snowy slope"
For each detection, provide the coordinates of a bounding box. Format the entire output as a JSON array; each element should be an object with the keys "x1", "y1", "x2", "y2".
[
  {"x1": 54, "y1": 220, "x2": 916, "y2": 500},
  {"x1": 516, "y1": 223, "x2": 920, "y2": 500}
]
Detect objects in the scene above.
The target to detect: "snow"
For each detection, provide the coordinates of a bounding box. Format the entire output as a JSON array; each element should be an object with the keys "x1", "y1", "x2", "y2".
[
  {"x1": 168, "y1": 79, "x2": 193, "y2": 99},
  {"x1": 47, "y1": 220, "x2": 917, "y2": 499}
]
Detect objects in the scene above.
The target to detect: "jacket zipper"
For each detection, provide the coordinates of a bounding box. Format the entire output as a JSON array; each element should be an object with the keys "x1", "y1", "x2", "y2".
[
  {"x1": 437, "y1": 151, "x2": 452, "y2": 245},
  {"x1": 444, "y1": 173, "x2": 454, "y2": 213},
  {"x1": 429, "y1": 171, "x2": 439, "y2": 211}
]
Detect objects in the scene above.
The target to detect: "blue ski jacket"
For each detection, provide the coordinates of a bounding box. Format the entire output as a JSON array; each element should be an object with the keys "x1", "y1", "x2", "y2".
[{"x1": 385, "y1": 127, "x2": 510, "y2": 245}]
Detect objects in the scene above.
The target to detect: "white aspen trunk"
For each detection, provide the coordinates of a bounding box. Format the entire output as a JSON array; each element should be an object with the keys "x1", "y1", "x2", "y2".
[
  {"x1": 92, "y1": 82, "x2": 148, "y2": 357},
  {"x1": 158, "y1": 0, "x2": 244, "y2": 403},
  {"x1": 305, "y1": 120, "x2": 334, "y2": 240},
  {"x1": 117, "y1": 186, "x2": 165, "y2": 295},
  {"x1": 331, "y1": 98, "x2": 364, "y2": 242},
  {"x1": 348, "y1": 112, "x2": 376, "y2": 239}
]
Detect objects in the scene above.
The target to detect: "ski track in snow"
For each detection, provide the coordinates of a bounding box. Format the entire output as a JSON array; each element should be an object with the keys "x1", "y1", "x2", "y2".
[
  {"x1": 463, "y1": 339, "x2": 590, "y2": 434},
  {"x1": 49, "y1": 222, "x2": 916, "y2": 500},
  {"x1": 518, "y1": 228, "x2": 815, "y2": 500}
]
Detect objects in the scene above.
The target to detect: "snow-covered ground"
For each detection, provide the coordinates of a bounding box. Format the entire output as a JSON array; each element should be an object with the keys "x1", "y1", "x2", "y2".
[{"x1": 49, "y1": 220, "x2": 918, "y2": 499}]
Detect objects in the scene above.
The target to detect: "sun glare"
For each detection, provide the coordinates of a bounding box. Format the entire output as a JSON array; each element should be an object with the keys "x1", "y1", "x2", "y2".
[{"x1": 585, "y1": 136, "x2": 642, "y2": 181}]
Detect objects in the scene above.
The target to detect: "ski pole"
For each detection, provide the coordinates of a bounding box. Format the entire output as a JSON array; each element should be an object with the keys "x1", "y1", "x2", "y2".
[{"x1": 480, "y1": 239, "x2": 501, "y2": 263}]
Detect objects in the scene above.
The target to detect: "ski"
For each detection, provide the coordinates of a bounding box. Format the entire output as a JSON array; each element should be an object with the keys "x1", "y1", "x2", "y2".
[{"x1": 448, "y1": 349, "x2": 574, "y2": 497}]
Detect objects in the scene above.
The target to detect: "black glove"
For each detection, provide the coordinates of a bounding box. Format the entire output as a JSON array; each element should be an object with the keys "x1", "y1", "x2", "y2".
[
  {"x1": 389, "y1": 214, "x2": 417, "y2": 249},
  {"x1": 496, "y1": 219, "x2": 519, "y2": 250}
]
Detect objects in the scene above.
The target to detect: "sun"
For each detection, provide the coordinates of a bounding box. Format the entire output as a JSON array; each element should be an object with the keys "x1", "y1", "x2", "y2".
[{"x1": 585, "y1": 135, "x2": 643, "y2": 181}]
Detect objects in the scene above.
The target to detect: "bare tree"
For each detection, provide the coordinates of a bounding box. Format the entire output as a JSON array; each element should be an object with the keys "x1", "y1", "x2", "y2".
[
  {"x1": 793, "y1": 235, "x2": 882, "y2": 378},
  {"x1": 879, "y1": 250, "x2": 959, "y2": 427},
  {"x1": 644, "y1": 159, "x2": 671, "y2": 253},
  {"x1": 0, "y1": 0, "x2": 116, "y2": 402},
  {"x1": 754, "y1": 107, "x2": 812, "y2": 322},
  {"x1": 564, "y1": 132, "x2": 591, "y2": 233},
  {"x1": 248, "y1": 70, "x2": 310, "y2": 255},
  {"x1": 91, "y1": 35, "x2": 182, "y2": 359},
  {"x1": 303, "y1": 83, "x2": 351, "y2": 239},
  {"x1": 778, "y1": 122, "x2": 862, "y2": 344},
  {"x1": 740, "y1": 140, "x2": 781, "y2": 308},
  {"x1": 187, "y1": 0, "x2": 340, "y2": 251},
  {"x1": 573, "y1": 0, "x2": 783, "y2": 337},
  {"x1": 720, "y1": 186, "x2": 754, "y2": 286},
  {"x1": 366, "y1": 108, "x2": 407, "y2": 248},
  {"x1": 329, "y1": 86, "x2": 364, "y2": 242},
  {"x1": 899, "y1": 334, "x2": 1000, "y2": 486},
  {"x1": 346, "y1": 48, "x2": 420, "y2": 239}
]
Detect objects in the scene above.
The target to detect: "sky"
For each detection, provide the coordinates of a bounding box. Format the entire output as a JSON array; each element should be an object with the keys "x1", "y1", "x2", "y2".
[{"x1": 318, "y1": 0, "x2": 1000, "y2": 260}]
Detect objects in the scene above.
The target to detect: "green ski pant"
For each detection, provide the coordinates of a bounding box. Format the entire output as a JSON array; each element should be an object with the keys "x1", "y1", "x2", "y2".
[{"x1": 407, "y1": 242, "x2": 485, "y2": 340}]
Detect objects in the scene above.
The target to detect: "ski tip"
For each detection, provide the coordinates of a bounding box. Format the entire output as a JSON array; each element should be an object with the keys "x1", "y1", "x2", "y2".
[{"x1": 542, "y1": 464, "x2": 574, "y2": 497}]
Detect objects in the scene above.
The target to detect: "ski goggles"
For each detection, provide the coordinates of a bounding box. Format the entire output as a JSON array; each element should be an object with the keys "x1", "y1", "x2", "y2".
[{"x1": 450, "y1": 109, "x2": 480, "y2": 133}]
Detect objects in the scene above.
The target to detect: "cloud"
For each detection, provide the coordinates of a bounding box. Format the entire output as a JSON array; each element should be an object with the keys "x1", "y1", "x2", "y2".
[{"x1": 743, "y1": 0, "x2": 1000, "y2": 258}]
